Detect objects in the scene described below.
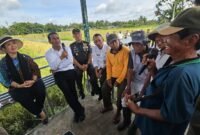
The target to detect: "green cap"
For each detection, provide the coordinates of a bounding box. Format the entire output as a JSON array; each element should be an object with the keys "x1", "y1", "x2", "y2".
[{"x1": 153, "y1": 7, "x2": 200, "y2": 36}]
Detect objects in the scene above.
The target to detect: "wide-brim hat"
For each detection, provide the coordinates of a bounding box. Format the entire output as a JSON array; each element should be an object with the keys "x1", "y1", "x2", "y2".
[
  {"x1": 0, "y1": 36, "x2": 23, "y2": 54},
  {"x1": 149, "y1": 7, "x2": 200, "y2": 38}
]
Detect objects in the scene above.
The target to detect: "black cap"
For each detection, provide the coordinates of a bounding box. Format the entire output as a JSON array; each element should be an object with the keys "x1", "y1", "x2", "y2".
[
  {"x1": 72, "y1": 28, "x2": 81, "y2": 34},
  {"x1": 106, "y1": 34, "x2": 118, "y2": 45}
]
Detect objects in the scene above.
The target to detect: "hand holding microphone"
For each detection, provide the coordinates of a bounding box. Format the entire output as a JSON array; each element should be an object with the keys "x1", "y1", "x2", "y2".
[
  {"x1": 60, "y1": 51, "x2": 68, "y2": 60},
  {"x1": 138, "y1": 48, "x2": 158, "y2": 75},
  {"x1": 60, "y1": 43, "x2": 68, "y2": 60}
]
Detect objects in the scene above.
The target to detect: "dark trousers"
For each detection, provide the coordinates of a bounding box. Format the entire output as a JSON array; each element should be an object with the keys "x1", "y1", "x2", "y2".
[
  {"x1": 102, "y1": 78, "x2": 127, "y2": 110},
  {"x1": 75, "y1": 64, "x2": 100, "y2": 95},
  {"x1": 187, "y1": 109, "x2": 200, "y2": 135},
  {"x1": 97, "y1": 68, "x2": 106, "y2": 98},
  {"x1": 9, "y1": 79, "x2": 46, "y2": 116},
  {"x1": 99, "y1": 68, "x2": 106, "y2": 87},
  {"x1": 54, "y1": 69, "x2": 84, "y2": 116}
]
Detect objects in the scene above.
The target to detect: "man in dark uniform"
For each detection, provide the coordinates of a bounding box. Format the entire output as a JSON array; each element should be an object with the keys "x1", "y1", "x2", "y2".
[{"x1": 70, "y1": 28, "x2": 100, "y2": 99}]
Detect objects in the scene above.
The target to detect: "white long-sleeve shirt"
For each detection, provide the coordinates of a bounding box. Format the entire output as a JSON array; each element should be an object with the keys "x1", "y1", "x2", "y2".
[
  {"x1": 129, "y1": 49, "x2": 148, "y2": 94},
  {"x1": 45, "y1": 45, "x2": 74, "y2": 72},
  {"x1": 155, "y1": 50, "x2": 170, "y2": 70},
  {"x1": 92, "y1": 44, "x2": 109, "y2": 69}
]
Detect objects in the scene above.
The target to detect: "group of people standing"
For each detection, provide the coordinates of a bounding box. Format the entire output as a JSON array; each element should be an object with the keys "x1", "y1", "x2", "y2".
[{"x1": 0, "y1": 6, "x2": 200, "y2": 135}]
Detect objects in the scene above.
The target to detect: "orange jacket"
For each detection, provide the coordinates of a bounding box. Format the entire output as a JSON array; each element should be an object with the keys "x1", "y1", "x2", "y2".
[{"x1": 106, "y1": 45, "x2": 130, "y2": 83}]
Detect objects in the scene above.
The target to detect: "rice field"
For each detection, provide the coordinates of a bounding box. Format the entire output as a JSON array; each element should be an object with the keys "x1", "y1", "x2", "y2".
[{"x1": 15, "y1": 24, "x2": 157, "y2": 43}]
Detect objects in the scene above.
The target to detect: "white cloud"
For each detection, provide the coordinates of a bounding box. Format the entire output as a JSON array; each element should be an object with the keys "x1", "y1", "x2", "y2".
[
  {"x1": 94, "y1": 0, "x2": 125, "y2": 14},
  {"x1": 0, "y1": 0, "x2": 21, "y2": 11},
  {"x1": 0, "y1": 0, "x2": 158, "y2": 26},
  {"x1": 92, "y1": 0, "x2": 157, "y2": 21},
  {"x1": 95, "y1": 3, "x2": 107, "y2": 12}
]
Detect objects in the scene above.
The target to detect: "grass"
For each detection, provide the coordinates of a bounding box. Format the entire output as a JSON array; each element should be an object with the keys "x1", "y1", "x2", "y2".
[
  {"x1": 0, "y1": 25, "x2": 157, "y2": 93},
  {"x1": 14, "y1": 24, "x2": 157, "y2": 44}
]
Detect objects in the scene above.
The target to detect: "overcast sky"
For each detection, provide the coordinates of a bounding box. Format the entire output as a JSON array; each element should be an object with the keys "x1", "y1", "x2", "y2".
[{"x1": 0, "y1": 0, "x2": 158, "y2": 27}]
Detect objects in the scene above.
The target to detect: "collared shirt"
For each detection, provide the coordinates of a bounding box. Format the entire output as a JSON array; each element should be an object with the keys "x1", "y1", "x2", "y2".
[
  {"x1": 135, "y1": 58, "x2": 200, "y2": 135},
  {"x1": 128, "y1": 50, "x2": 148, "y2": 94},
  {"x1": 45, "y1": 45, "x2": 74, "y2": 72},
  {"x1": 70, "y1": 41, "x2": 91, "y2": 65},
  {"x1": 92, "y1": 44, "x2": 109, "y2": 69},
  {"x1": 155, "y1": 50, "x2": 170, "y2": 70}
]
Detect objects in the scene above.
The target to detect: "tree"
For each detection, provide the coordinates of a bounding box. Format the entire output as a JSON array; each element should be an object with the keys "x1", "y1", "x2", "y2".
[
  {"x1": 9, "y1": 22, "x2": 30, "y2": 35},
  {"x1": 45, "y1": 23, "x2": 60, "y2": 33},
  {"x1": 68, "y1": 23, "x2": 82, "y2": 30},
  {"x1": 155, "y1": 0, "x2": 193, "y2": 22},
  {"x1": 0, "y1": 27, "x2": 9, "y2": 36},
  {"x1": 0, "y1": 18, "x2": 159, "y2": 36},
  {"x1": 138, "y1": 16, "x2": 147, "y2": 25}
]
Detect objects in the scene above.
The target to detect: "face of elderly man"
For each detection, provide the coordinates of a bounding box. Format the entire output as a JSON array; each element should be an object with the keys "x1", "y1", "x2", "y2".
[{"x1": 160, "y1": 30, "x2": 200, "y2": 61}]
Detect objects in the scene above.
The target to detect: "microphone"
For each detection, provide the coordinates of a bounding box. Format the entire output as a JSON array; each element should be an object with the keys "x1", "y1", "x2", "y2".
[
  {"x1": 62, "y1": 43, "x2": 66, "y2": 51},
  {"x1": 61, "y1": 43, "x2": 68, "y2": 59},
  {"x1": 138, "y1": 65, "x2": 148, "y2": 75},
  {"x1": 138, "y1": 48, "x2": 158, "y2": 75}
]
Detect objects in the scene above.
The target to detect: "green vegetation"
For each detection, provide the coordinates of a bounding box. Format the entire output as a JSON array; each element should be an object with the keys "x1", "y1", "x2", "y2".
[
  {"x1": 0, "y1": 16, "x2": 158, "y2": 36},
  {"x1": 0, "y1": 85, "x2": 67, "y2": 135},
  {"x1": 0, "y1": 103, "x2": 39, "y2": 135},
  {"x1": 15, "y1": 25, "x2": 157, "y2": 42},
  {"x1": 155, "y1": 0, "x2": 193, "y2": 22}
]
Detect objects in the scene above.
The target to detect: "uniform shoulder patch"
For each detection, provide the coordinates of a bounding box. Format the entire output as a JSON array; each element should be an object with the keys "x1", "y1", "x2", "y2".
[{"x1": 70, "y1": 42, "x2": 76, "y2": 46}]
